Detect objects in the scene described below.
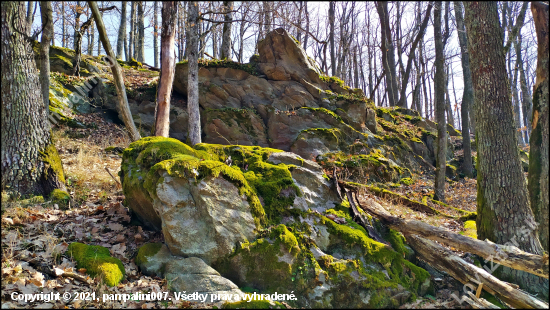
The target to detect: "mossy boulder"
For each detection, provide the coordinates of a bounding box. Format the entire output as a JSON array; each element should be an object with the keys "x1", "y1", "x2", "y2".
[{"x1": 66, "y1": 242, "x2": 125, "y2": 287}]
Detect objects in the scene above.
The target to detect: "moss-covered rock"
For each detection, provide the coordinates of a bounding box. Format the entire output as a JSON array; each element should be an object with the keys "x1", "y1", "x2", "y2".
[
  {"x1": 50, "y1": 189, "x2": 70, "y2": 204},
  {"x1": 66, "y1": 242, "x2": 125, "y2": 286}
]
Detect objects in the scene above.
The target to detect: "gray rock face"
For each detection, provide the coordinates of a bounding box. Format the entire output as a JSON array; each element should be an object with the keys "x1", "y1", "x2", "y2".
[
  {"x1": 267, "y1": 152, "x2": 339, "y2": 213},
  {"x1": 154, "y1": 174, "x2": 257, "y2": 265}
]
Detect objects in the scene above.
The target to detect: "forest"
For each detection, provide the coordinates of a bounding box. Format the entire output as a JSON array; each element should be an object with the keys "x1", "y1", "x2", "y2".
[{"x1": 1, "y1": 1, "x2": 548, "y2": 309}]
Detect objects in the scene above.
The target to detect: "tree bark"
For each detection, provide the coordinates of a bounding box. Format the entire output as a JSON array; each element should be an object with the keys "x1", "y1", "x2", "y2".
[
  {"x1": 154, "y1": 1, "x2": 177, "y2": 138},
  {"x1": 187, "y1": 1, "x2": 201, "y2": 145},
  {"x1": 529, "y1": 1, "x2": 549, "y2": 253},
  {"x1": 464, "y1": 1, "x2": 548, "y2": 299},
  {"x1": 444, "y1": 65, "x2": 455, "y2": 128},
  {"x1": 517, "y1": 36, "x2": 532, "y2": 143},
  {"x1": 61, "y1": 2, "x2": 66, "y2": 47},
  {"x1": 26, "y1": 1, "x2": 35, "y2": 35},
  {"x1": 220, "y1": 1, "x2": 233, "y2": 60},
  {"x1": 2, "y1": 1, "x2": 66, "y2": 196},
  {"x1": 433, "y1": 1, "x2": 446, "y2": 202},
  {"x1": 116, "y1": 1, "x2": 126, "y2": 60},
  {"x1": 511, "y1": 40, "x2": 525, "y2": 146},
  {"x1": 39, "y1": 1, "x2": 53, "y2": 110},
  {"x1": 453, "y1": 1, "x2": 474, "y2": 177},
  {"x1": 71, "y1": 18, "x2": 93, "y2": 76},
  {"x1": 88, "y1": 1, "x2": 140, "y2": 142}
]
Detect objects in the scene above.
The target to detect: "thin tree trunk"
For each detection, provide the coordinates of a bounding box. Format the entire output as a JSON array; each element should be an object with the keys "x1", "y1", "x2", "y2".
[
  {"x1": 39, "y1": 1, "x2": 53, "y2": 110},
  {"x1": 444, "y1": 65, "x2": 455, "y2": 128},
  {"x1": 454, "y1": 1, "x2": 473, "y2": 177},
  {"x1": 529, "y1": 1, "x2": 549, "y2": 253},
  {"x1": 155, "y1": 1, "x2": 177, "y2": 137},
  {"x1": 2, "y1": 1, "x2": 65, "y2": 196},
  {"x1": 88, "y1": 22, "x2": 94, "y2": 55},
  {"x1": 116, "y1": 1, "x2": 126, "y2": 59},
  {"x1": 433, "y1": 1, "x2": 446, "y2": 202},
  {"x1": 72, "y1": 18, "x2": 93, "y2": 77},
  {"x1": 187, "y1": 1, "x2": 201, "y2": 145},
  {"x1": 511, "y1": 40, "x2": 524, "y2": 146},
  {"x1": 464, "y1": 1, "x2": 548, "y2": 298},
  {"x1": 88, "y1": 1, "x2": 140, "y2": 142},
  {"x1": 137, "y1": 2, "x2": 144, "y2": 62},
  {"x1": 516, "y1": 36, "x2": 532, "y2": 143},
  {"x1": 376, "y1": 1, "x2": 399, "y2": 107},
  {"x1": 220, "y1": 1, "x2": 233, "y2": 60},
  {"x1": 61, "y1": 2, "x2": 66, "y2": 47},
  {"x1": 329, "y1": 1, "x2": 335, "y2": 76},
  {"x1": 129, "y1": 1, "x2": 135, "y2": 60},
  {"x1": 26, "y1": 1, "x2": 35, "y2": 35},
  {"x1": 153, "y1": 1, "x2": 158, "y2": 67}
]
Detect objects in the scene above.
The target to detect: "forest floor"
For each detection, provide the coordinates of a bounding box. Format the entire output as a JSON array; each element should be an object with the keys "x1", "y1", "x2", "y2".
[{"x1": 1, "y1": 113, "x2": 482, "y2": 309}]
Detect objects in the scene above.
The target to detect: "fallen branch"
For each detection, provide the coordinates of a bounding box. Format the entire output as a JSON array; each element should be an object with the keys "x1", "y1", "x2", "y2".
[
  {"x1": 344, "y1": 189, "x2": 390, "y2": 247},
  {"x1": 407, "y1": 235, "x2": 548, "y2": 309},
  {"x1": 18, "y1": 257, "x2": 89, "y2": 284},
  {"x1": 356, "y1": 195, "x2": 549, "y2": 279},
  {"x1": 105, "y1": 167, "x2": 122, "y2": 187}
]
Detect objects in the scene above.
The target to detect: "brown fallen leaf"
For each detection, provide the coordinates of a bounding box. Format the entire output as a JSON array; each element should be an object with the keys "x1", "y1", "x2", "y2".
[{"x1": 78, "y1": 268, "x2": 87, "y2": 274}]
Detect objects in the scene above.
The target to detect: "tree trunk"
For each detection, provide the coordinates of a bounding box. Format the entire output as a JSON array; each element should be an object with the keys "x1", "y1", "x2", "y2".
[
  {"x1": 154, "y1": 1, "x2": 177, "y2": 138},
  {"x1": 153, "y1": 1, "x2": 158, "y2": 67},
  {"x1": 26, "y1": 1, "x2": 35, "y2": 35},
  {"x1": 464, "y1": 1, "x2": 548, "y2": 299},
  {"x1": 136, "y1": 2, "x2": 144, "y2": 62},
  {"x1": 187, "y1": 1, "x2": 201, "y2": 145},
  {"x1": 444, "y1": 65, "x2": 455, "y2": 128},
  {"x1": 61, "y1": 2, "x2": 66, "y2": 47},
  {"x1": 88, "y1": 1, "x2": 140, "y2": 142},
  {"x1": 72, "y1": 18, "x2": 93, "y2": 77},
  {"x1": 529, "y1": 1, "x2": 549, "y2": 253},
  {"x1": 39, "y1": 1, "x2": 53, "y2": 110},
  {"x1": 516, "y1": 35, "x2": 532, "y2": 143},
  {"x1": 376, "y1": 1, "x2": 399, "y2": 107},
  {"x1": 220, "y1": 1, "x2": 233, "y2": 60},
  {"x1": 433, "y1": 1, "x2": 446, "y2": 202},
  {"x1": 88, "y1": 22, "x2": 94, "y2": 55},
  {"x1": 329, "y1": 1, "x2": 335, "y2": 76},
  {"x1": 1, "y1": 1, "x2": 66, "y2": 196},
  {"x1": 116, "y1": 1, "x2": 126, "y2": 60},
  {"x1": 128, "y1": 1, "x2": 135, "y2": 60},
  {"x1": 453, "y1": 1, "x2": 474, "y2": 177},
  {"x1": 511, "y1": 41, "x2": 524, "y2": 146}
]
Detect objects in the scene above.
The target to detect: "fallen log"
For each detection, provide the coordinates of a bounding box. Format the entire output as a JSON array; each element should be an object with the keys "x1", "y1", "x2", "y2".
[
  {"x1": 356, "y1": 195, "x2": 549, "y2": 279},
  {"x1": 407, "y1": 235, "x2": 549, "y2": 309}
]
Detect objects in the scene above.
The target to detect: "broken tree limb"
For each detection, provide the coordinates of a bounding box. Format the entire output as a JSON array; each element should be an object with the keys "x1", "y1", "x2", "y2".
[
  {"x1": 344, "y1": 189, "x2": 389, "y2": 247},
  {"x1": 356, "y1": 195, "x2": 549, "y2": 279},
  {"x1": 407, "y1": 235, "x2": 549, "y2": 309}
]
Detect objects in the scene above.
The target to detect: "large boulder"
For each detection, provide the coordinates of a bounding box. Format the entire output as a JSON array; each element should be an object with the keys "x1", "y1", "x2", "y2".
[{"x1": 121, "y1": 137, "x2": 433, "y2": 308}]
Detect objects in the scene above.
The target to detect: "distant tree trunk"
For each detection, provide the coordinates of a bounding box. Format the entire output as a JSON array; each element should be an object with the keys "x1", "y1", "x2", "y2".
[
  {"x1": 26, "y1": 1, "x2": 35, "y2": 35},
  {"x1": 2, "y1": 1, "x2": 66, "y2": 196},
  {"x1": 116, "y1": 1, "x2": 127, "y2": 60},
  {"x1": 97, "y1": 1, "x2": 102, "y2": 55},
  {"x1": 263, "y1": 2, "x2": 271, "y2": 35},
  {"x1": 154, "y1": 1, "x2": 177, "y2": 137},
  {"x1": 88, "y1": 22, "x2": 94, "y2": 55},
  {"x1": 72, "y1": 18, "x2": 93, "y2": 76},
  {"x1": 464, "y1": 1, "x2": 548, "y2": 298},
  {"x1": 39, "y1": 1, "x2": 53, "y2": 110},
  {"x1": 153, "y1": 1, "x2": 159, "y2": 67},
  {"x1": 329, "y1": 1, "x2": 335, "y2": 76},
  {"x1": 516, "y1": 35, "x2": 532, "y2": 143},
  {"x1": 73, "y1": 1, "x2": 82, "y2": 50},
  {"x1": 511, "y1": 41, "x2": 524, "y2": 146},
  {"x1": 187, "y1": 1, "x2": 201, "y2": 145},
  {"x1": 137, "y1": 2, "x2": 144, "y2": 62},
  {"x1": 129, "y1": 1, "x2": 135, "y2": 59},
  {"x1": 61, "y1": 2, "x2": 66, "y2": 47},
  {"x1": 444, "y1": 65, "x2": 455, "y2": 128},
  {"x1": 376, "y1": 1, "x2": 399, "y2": 107},
  {"x1": 433, "y1": 1, "x2": 446, "y2": 202},
  {"x1": 220, "y1": 1, "x2": 233, "y2": 60},
  {"x1": 88, "y1": 1, "x2": 140, "y2": 142},
  {"x1": 453, "y1": 1, "x2": 473, "y2": 177},
  {"x1": 303, "y1": 2, "x2": 309, "y2": 50},
  {"x1": 529, "y1": 1, "x2": 549, "y2": 253}
]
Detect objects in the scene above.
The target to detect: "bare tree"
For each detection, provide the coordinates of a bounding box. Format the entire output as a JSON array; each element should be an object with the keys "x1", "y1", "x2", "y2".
[
  {"x1": 433, "y1": 1, "x2": 446, "y2": 202},
  {"x1": 187, "y1": 1, "x2": 201, "y2": 145},
  {"x1": 39, "y1": 1, "x2": 53, "y2": 110},
  {"x1": 220, "y1": 1, "x2": 233, "y2": 60},
  {"x1": 116, "y1": 1, "x2": 127, "y2": 60}
]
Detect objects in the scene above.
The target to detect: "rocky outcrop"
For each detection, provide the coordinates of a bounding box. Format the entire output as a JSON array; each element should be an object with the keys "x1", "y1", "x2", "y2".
[{"x1": 121, "y1": 137, "x2": 433, "y2": 308}]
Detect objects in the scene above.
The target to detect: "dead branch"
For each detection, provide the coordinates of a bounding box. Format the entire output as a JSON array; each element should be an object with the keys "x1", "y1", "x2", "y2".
[
  {"x1": 356, "y1": 195, "x2": 549, "y2": 279},
  {"x1": 407, "y1": 235, "x2": 548, "y2": 309}
]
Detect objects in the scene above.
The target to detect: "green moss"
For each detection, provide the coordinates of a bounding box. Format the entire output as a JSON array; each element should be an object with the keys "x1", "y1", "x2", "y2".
[
  {"x1": 400, "y1": 178, "x2": 414, "y2": 186},
  {"x1": 223, "y1": 299, "x2": 282, "y2": 309},
  {"x1": 299, "y1": 107, "x2": 344, "y2": 123},
  {"x1": 135, "y1": 243, "x2": 163, "y2": 266},
  {"x1": 39, "y1": 142, "x2": 66, "y2": 184},
  {"x1": 463, "y1": 221, "x2": 477, "y2": 239},
  {"x1": 177, "y1": 58, "x2": 259, "y2": 76},
  {"x1": 67, "y1": 242, "x2": 125, "y2": 286},
  {"x1": 50, "y1": 189, "x2": 70, "y2": 204}
]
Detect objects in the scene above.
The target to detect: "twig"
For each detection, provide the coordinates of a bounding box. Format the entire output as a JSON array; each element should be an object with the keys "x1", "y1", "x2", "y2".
[{"x1": 105, "y1": 167, "x2": 121, "y2": 186}]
